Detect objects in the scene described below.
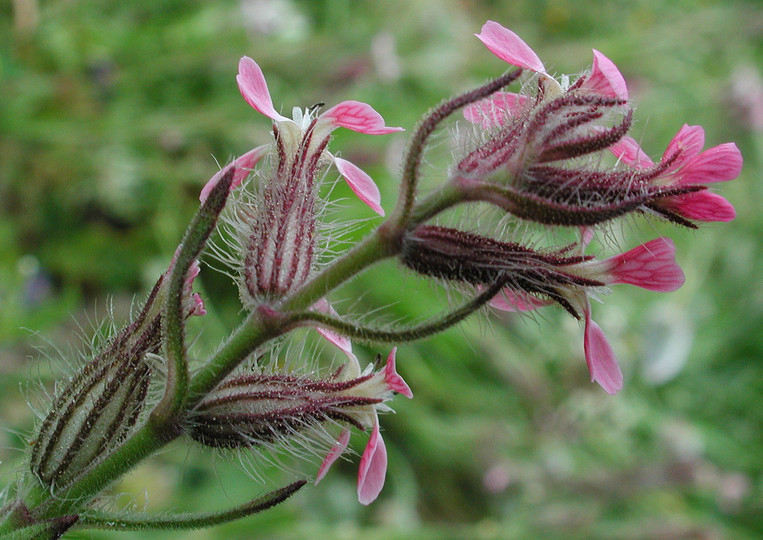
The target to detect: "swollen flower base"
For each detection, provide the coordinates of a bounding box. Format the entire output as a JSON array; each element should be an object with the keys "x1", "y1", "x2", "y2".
[{"x1": 0, "y1": 20, "x2": 740, "y2": 538}]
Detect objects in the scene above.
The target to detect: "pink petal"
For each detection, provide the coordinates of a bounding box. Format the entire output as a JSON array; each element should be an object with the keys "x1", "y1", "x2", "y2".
[
  {"x1": 313, "y1": 298, "x2": 354, "y2": 356},
  {"x1": 199, "y1": 145, "x2": 268, "y2": 203},
  {"x1": 321, "y1": 101, "x2": 404, "y2": 135},
  {"x1": 580, "y1": 226, "x2": 595, "y2": 249},
  {"x1": 489, "y1": 287, "x2": 552, "y2": 312},
  {"x1": 583, "y1": 309, "x2": 623, "y2": 395},
  {"x1": 384, "y1": 348, "x2": 413, "y2": 398},
  {"x1": 189, "y1": 292, "x2": 206, "y2": 317},
  {"x1": 677, "y1": 143, "x2": 743, "y2": 185},
  {"x1": 357, "y1": 420, "x2": 387, "y2": 505},
  {"x1": 665, "y1": 191, "x2": 736, "y2": 222},
  {"x1": 605, "y1": 238, "x2": 685, "y2": 292},
  {"x1": 609, "y1": 136, "x2": 654, "y2": 168},
  {"x1": 663, "y1": 124, "x2": 705, "y2": 167},
  {"x1": 236, "y1": 56, "x2": 289, "y2": 123},
  {"x1": 333, "y1": 157, "x2": 385, "y2": 216},
  {"x1": 476, "y1": 21, "x2": 546, "y2": 73},
  {"x1": 578, "y1": 50, "x2": 629, "y2": 100},
  {"x1": 463, "y1": 92, "x2": 530, "y2": 128},
  {"x1": 315, "y1": 428, "x2": 351, "y2": 484}
]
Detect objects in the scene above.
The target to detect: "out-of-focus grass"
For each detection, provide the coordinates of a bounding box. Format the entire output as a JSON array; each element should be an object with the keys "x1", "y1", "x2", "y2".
[{"x1": 1, "y1": 1, "x2": 761, "y2": 538}]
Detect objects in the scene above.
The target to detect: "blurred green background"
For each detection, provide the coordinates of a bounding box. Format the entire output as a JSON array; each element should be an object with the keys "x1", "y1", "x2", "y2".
[{"x1": 1, "y1": 0, "x2": 761, "y2": 538}]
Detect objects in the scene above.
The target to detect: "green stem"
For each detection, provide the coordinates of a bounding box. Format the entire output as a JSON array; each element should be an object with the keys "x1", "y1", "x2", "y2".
[
  {"x1": 283, "y1": 279, "x2": 507, "y2": 343},
  {"x1": 79, "y1": 480, "x2": 305, "y2": 532},
  {"x1": 188, "y1": 226, "x2": 395, "y2": 400},
  {"x1": 155, "y1": 167, "x2": 236, "y2": 422},
  {"x1": 391, "y1": 68, "x2": 523, "y2": 227},
  {"x1": 22, "y1": 426, "x2": 165, "y2": 521}
]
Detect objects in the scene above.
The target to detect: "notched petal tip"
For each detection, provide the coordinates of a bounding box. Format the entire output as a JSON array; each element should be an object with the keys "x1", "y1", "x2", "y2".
[
  {"x1": 679, "y1": 142, "x2": 744, "y2": 185},
  {"x1": 237, "y1": 56, "x2": 289, "y2": 123},
  {"x1": 384, "y1": 348, "x2": 413, "y2": 398},
  {"x1": 583, "y1": 312, "x2": 623, "y2": 395},
  {"x1": 357, "y1": 421, "x2": 387, "y2": 505},
  {"x1": 333, "y1": 157, "x2": 385, "y2": 215},
  {"x1": 322, "y1": 100, "x2": 404, "y2": 135},
  {"x1": 476, "y1": 21, "x2": 546, "y2": 74}
]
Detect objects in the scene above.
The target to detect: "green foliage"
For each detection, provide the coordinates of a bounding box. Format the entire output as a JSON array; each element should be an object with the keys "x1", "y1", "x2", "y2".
[{"x1": 1, "y1": 0, "x2": 761, "y2": 538}]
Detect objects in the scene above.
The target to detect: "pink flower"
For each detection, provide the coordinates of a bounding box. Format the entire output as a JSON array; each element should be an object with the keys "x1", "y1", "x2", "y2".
[
  {"x1": 189, "y1": 348, "x2": 412, "y2": 506},
  {"x1": 610, "y1": 125, "x2": 741, "y2": 223},
  {"x1": 315, "y1": 348, "x2": 412, "y2": 505},
  {"x1": 466, "y1": 21, "x2": 628, "y2": 129},
  {"x1": 475, "y1": 21, "x2": 627, "y2": 100},
  {"x1": 401, "y1": 226, "x2": 683, "y2": 394},
  {"x1": 494, "y1": 237, "x2": 684, "y2": 394},
  {"x1": 236, "y1": 56, "x2": 402, "y2": 215}
]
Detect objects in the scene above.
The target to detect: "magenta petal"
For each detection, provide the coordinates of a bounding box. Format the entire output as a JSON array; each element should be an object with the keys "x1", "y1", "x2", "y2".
[
  {"x1": 606, "y1": 238, "x2": 685, "y2": 292},
  {"x1": 463, "y1": 92, "x2": 530, "y2": 128},
  {"x1": 668, "y1": 191, "x2": 736, "y2": 222},
  {"x1": 583, "y1": 309, "x2": 623, "y2": 395},
  {"x1": 476, "y1": 21, "x2": 546, "y2": 73},
  {"x1": 236, "y1": 56, "x2": 289, "y2": 122},
  {"x1": 333, "y1": 157, "x2": 385, "y2": 215},
  {"x1": 357, "y1": 421, "x2": 387, "y2": 505},
  {"x1": 664, "y1": 124, "x2": 705, "y2": 165},
  {"x1": 316, "y1": 428, "x2": 351, "y2": 485},
  {"x1": 609, "y1": 136, "x2": 654, "y2": 168},
  {"x1": 677, "y1": 143, "x2": 743, "y2": 185},
  {"x1": 199, "y1": 145, "x2": 268, "y2": 203},
  {"x1": 384, "y1": 348, "x2": 413, "y2": 398},
  {"x1": 490, "y1": 287, "x2": 551, "y2": 312},
  {"x1": 322, "y1": 100, "x2": 404, "y2": 135},
  {"x1": 579, "y1": 50, "x2": 629, "y2": 100}
]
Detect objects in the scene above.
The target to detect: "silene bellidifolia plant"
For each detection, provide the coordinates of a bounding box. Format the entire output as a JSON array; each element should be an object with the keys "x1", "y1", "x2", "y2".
[{"x1": 0, "y1": 21, "x2": 741, "y2": 538}]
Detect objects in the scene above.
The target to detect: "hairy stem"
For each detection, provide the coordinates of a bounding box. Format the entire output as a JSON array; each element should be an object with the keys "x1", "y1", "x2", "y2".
[
  {"x1": 282, "y1": 279, "x2": 507, "y2": 343},
  {"x1": 391, "y1": 68, "x2": 523, "y2": 227},
  {"x1": 79, "y1": 481, "x2": 306, "y2": 532},
  {"x1": 155, "y1": 167, "x2": 236, "y2": 423}
]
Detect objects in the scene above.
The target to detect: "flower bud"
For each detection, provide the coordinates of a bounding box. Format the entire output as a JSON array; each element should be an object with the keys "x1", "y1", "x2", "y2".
[
  {"x1": 30, "y1": 257, "x2": 206, "y2": 489},
  {"x1": 189, "y1": 350, "x2": 412, "y2": 504}
]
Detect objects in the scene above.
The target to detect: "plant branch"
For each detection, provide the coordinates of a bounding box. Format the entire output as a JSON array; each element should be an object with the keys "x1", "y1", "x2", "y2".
[
  {"x1": 154, "y1": 167, "x2": 236, "y2": 424},
  {"x1": 79, "y1": 481, "x2": 306, "y2": 532},
  {"x1": 282, "y1": 279, "x2": 508, "y2": 344},
  {"x1": 392, "y1": 68, "x2": 523, "y2": 227}
]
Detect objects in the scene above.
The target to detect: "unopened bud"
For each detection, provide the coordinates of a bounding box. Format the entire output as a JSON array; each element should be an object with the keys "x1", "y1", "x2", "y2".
[
  {"x1": 30, "y1": 255, "x2": 206, "y2": 489},
  {"x1": 189, "y1": 366, "x2": 380, "y2": 449}
]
